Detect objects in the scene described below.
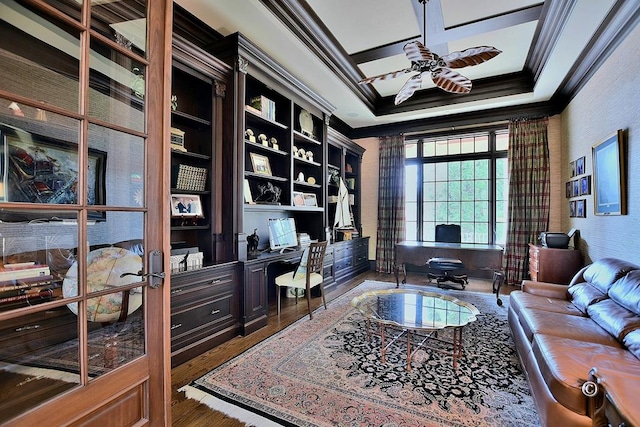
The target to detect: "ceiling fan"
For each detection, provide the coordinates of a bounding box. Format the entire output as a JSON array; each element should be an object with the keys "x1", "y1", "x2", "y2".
[{"x1": 358, "y1": 0, "x2": 502, "y2": 105}]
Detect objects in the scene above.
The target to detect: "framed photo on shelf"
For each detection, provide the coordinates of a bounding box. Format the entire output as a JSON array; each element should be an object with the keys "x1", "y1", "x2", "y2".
[
  {"x1": 592, "y1": 129, "x2": 626, "y2": 215},
  {"x1": 170, "y1": 194, "x2": 204, "y2": 218},
  {"x1": 244, "y1": 179, "x2": 254, "y2": 204},
  {"x1": 303, "y1": 193, "x2": 318, "y2": 207},
  {"x1": 250, "y1": 152, "x2": 272, "y2": 176},
  {"x1": 292, "y1": 191, "x2": 305, "y2": 206}
]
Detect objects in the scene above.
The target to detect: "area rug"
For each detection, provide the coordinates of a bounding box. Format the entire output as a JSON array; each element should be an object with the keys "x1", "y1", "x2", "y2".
[{"x1": 181, "y1": 280, "x2": 540, "y2": 427}]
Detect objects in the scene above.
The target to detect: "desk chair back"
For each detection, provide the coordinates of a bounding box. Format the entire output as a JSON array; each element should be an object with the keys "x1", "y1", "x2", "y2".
[
  {"x1": 275, "y1": 241, "x2": 328, "y2": 320},
  {"x1": 436, "y1": 224, "x2": 462, "y2": 243}
]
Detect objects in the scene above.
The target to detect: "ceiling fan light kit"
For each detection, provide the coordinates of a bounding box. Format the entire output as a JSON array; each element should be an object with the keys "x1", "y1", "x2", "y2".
[{"x1": 358, "y1": 0, "x2": 502, "y2": 105}]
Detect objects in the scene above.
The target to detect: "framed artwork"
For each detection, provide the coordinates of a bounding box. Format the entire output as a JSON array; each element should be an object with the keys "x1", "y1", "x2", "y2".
[
  {"x1": 580, "y1": 175, "x2": 591, "y2": 196},
  {"x1": 1, "y1": 126, "x2": 107, "y2": 221},
  {"x1": 243, "y1": 179, "x2": 254, "y2": 204},
  {"x1": 572, "y1": 180, "x2": 580, "y2": 198},
  {"x1": 576, "y1": 199, "x2": 586, "y2": 218},
  {"x1": 570, "y1": 160, "x2": 576, "y2": 177},
  {"x1": 170, "y1": 194, "x2": 204, "y2": 218},
  {"x1": 592, "y1": 130, "x2": 626, "y2": 215},
  {"x1": 569, "y1": 200, "x2": 576, "y2": 218},
  {"x1": 565, "y1": 182, "x2": 572, "y2": 199},
  {"x1": 250, "y1": 152, "x2": 272, "y2": 176}
]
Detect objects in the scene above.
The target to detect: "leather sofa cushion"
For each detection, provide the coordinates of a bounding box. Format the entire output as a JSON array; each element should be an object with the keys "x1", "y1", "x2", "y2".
[
  {"x1": 609, "y1": 270, "x2": 640, "y2": 314},
  {"x1": 583, "y1": 258, "x2": 639, "y2": 294},
  {"x1": 521, "y1": 309, "x2": 621, "y2": 347},
  {"x1": 510, "y1": 291, "x2": 583, "y2": 318},
  {"x1": 587, "y1": 299, "x2": 640, "y2": 341},
  {"x1": 624, "y1": 329, "x2": 640, "y2": 360},
  {"x1": 568, "y1": 282, "x2": 608, "y2": 314},
  {"x1": 532, "y1": 334, "x2": 640, "y2": 415}
]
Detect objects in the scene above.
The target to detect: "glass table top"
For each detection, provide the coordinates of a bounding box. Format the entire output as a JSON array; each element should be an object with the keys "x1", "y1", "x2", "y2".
[{"x1": 351, "y1": 289, "x2": 480, "y2": 330}]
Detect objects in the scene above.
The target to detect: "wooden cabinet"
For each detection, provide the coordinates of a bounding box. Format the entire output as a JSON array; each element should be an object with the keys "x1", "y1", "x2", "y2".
[
  {"x1": 331, "y1": 237, "x2": 370, "y2": 286},
  {"x1": 207, "y1": 32, "x2": 333, "y2": 259},
  {"x1": 528, "y1": 244, "x2": 582, "y2": 284},
  {"x1": 170, "y1": 36, "x2": 233, "y2": 265},
  {"x1": 327, "y1": 128, "x2": 365, "y2": 235},
  {"x1": 170, "y1": 262, "x2": 240, "y2": 367}
]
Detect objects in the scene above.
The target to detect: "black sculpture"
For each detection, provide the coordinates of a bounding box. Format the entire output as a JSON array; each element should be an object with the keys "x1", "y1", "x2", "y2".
[
  {"x1": 255, "y1": 182, "x2": 282, "y2": 204},
  {"x1": 247, "y1": 228, "x2": 260, "y2": 256}
]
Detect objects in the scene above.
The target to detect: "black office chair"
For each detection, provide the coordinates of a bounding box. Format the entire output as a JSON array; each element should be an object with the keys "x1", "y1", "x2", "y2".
[{"x1": 427, "y1": 224, "x2": 468, "y2": 289}]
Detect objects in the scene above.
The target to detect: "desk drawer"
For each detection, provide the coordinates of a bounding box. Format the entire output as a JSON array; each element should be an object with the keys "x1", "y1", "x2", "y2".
[
  {"x1": 334, "y1": 256, "x2": 353, "y2": 275},
  {"x1": 171, "y1": 268, "x2": 236, "y2": 309},
  {"x1": 170, "y1": 292, "x2": 234, "y2": 349}
]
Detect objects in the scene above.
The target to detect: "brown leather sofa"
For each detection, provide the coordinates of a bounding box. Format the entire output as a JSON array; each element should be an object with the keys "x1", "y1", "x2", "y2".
[{"x1": 508, "y1": 257, "x2": 640, "y2": 426}]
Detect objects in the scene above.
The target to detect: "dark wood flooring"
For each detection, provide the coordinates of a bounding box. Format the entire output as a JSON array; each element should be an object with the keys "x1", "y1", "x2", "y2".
[{"x1": 170, "y1": 271, "x2": 518, "y2": 426}]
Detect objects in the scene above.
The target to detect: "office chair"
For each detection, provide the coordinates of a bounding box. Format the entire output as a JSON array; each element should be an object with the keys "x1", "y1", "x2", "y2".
[
  {"x1": 427, "y1": 224, "x2": 468, "y2": 289},
  {"x1": 275, "y1": 241, "x2": 328, "y2": 319}
]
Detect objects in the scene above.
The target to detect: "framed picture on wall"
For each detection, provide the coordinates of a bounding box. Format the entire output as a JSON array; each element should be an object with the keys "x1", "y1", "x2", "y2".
[
  {"x1": 580, "y1": 176, "x2": 591, "y2": 196},
  {"x1": 576, "y1": 199, "x2": 586, "y2": 218},
  {"x1": 575, "y1": 156, "x2": 585, "y2": 175},
  {"x1": 592, "y1": 129, "x2": 626, "y2": 215},
  {"x1": 569, "y1": 200, "x2": 576, "y2": 218}
]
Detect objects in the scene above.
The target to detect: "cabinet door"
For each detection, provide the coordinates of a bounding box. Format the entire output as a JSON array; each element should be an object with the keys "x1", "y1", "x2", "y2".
[{"x1": 243, "y1": 263, "x2": 268, "y2": 334}]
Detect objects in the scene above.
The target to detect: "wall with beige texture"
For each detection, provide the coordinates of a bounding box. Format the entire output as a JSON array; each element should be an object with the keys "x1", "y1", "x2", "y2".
[
  {"x1": 561, "y1": 22, "x2": 640, "y2": 264},
  {"x1": 354, "y1": 137, "x2": 380, "y2": 260}
]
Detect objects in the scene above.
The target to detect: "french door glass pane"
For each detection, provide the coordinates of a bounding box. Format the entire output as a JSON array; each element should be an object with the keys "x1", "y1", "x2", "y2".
[
  {"x1": 91, "y1": 0, "x2": 147, "y2": 57},
  {"x1": 43, "y1": 0, "x2": 82, "y2": 21},
  {"x1": 89, "y1": 39, "x2": 146, "y2": 132},
  {"x1": 0, "y1": 1, "x2": 81, "y2": 112},
  {"x1": 88, "y1": 124, "x2": 144, "y2": 208}
]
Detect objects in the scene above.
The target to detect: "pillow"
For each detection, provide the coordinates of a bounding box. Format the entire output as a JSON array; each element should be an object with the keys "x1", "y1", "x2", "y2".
[
  {"x1": 568, "y1": 282, "x2": 608, "y2": 313},
  {"x1": 292, "y1": 247, "x2": 310, "y2": 281},
  {"x1": 623, "y1": 329, "x2": 640, "y2": 360},
  {"x1": 587, "y1": 299, "x2": 640, "y2": 341},
  {"x1": 609, "y1": 270, "x2": 640, "y2": 315}
]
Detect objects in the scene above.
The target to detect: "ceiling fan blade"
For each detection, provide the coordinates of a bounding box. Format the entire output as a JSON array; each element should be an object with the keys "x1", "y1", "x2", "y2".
[
  {"x1": 359, "y1": 68, "x2": 410, "y2": 85},
  {"x1": 442, "y1": 46, "x2": 502, "y2": 68},
  {"x1": 394, "y1": 74, "x2": 423, "y2": 105},
  {"x1": 403, "y1": 41, "x2": 435, "y2": 63},
  {"x1": 431, "y1": 68, "x2": 472, "y2": 93}
]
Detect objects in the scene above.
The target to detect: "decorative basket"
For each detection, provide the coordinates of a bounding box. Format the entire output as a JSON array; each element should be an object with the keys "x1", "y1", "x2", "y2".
[{"x1": 172, "y1": 164, "x2": 207, "y2": 192}]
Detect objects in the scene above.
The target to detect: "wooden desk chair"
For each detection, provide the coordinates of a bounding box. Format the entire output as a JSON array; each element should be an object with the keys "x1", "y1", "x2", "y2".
[{"x1": 275, "y1": 241, "x2": 328, "y2": 319}]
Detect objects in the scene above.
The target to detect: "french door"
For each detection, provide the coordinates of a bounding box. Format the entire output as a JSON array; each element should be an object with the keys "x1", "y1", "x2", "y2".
[{"x1": 0, "y1": 0, "x2": 171, "y2": 424}]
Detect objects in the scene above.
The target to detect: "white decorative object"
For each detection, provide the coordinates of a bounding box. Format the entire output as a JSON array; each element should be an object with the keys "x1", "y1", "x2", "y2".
[
  {"x1": 297, "y1": 172, "x2": 305, "y2": 182},
  {"x1": 258, "y1": 133, "x2": 268, "y2": 146},
  {"x1": 293, "y1": 146, "x2": 298, "y2": 157},
  {"x1": 306, "y1": 150, "x2": 314, "y2": 162},
  {"x1": 297, "y1": 148, "x2": 306, "y2": 158},
  {"x1": 245, "y1": 128, "x2": 256, "y2": 143},
  {"x1": 299, "y1": 109, "x2": 314, "y2": 137},
  {"x1": 270, "y1": 137, "x2": 278, "y2": 150},
  {"x1": 307, "y1": 176, "x2": 316, "y2": 185}
]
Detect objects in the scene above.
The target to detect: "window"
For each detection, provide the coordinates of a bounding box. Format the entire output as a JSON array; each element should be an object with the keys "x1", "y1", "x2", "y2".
[{"x1": 405, "y1": 128, "x2": 508, "y2": 245}]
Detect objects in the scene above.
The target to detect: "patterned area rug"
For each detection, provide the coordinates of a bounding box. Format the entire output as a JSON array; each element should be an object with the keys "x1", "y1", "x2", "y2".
[{"x1": 182, "y1": 280, "x2": 540, "y2": 427}]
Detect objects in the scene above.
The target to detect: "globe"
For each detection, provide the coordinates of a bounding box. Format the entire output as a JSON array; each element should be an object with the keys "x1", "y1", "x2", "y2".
[{"x1": 63, "y1": 247, "x2": 143, "y2": 323}]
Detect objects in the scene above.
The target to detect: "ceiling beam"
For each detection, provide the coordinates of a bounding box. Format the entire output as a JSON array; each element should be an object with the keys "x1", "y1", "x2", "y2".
[{"x1": 351, "y1": 4, "x2": 543, "y2": 64}]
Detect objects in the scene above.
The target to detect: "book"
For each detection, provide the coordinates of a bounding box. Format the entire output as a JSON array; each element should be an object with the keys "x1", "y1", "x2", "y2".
[
  {"x1": 0, "y1": 287, "x2": 54, "y2": 305},
  {"x1": 0, "y1": 275, "x2": 55, "y2": 293},
  {"x1": 0, "y1": 264, "x2": 51, "y2": 281}
]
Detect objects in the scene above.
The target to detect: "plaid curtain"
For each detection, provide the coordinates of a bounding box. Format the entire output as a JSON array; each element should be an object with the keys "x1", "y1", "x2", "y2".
[
  {"x1": 503, "y1": 118, "x2": 550, "y2": 285},
  {"x1": 376, "y1": 135, "x2": 405, "y2": 273}
]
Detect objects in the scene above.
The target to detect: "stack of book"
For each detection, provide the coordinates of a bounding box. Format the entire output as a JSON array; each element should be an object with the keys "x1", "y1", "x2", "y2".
[
  {"x1": 297, "y1": 233, "x2": 312, "y2": 249},
  {"x1": 250, "y1": 95, "x2": 276, "y2": 121},
  {"x1": 0, "y1": 262, "x2": 54, "y2": 309}
]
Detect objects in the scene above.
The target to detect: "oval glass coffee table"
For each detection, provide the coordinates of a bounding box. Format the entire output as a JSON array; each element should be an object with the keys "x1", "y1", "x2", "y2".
[{"x1": 351, "y1": 288, "x2": 480, "y2": 371}]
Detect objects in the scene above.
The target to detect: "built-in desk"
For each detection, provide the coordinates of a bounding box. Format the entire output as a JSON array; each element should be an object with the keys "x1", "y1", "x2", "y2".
[{"x1": 394, "y1": 241, "x2": 504, "y2": 287}]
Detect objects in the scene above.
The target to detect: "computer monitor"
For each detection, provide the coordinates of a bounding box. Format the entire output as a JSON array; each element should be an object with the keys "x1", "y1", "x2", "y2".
[{"x1": 268, "y1": 218, "x2": 298, "y2": 253}]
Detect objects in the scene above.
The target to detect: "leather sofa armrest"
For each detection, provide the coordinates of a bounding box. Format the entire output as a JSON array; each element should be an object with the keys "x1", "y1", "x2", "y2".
[
  {"x1": 585, "y1": 367, "x2": 640, "y2": 427},
  {"x1": 521, "y1": 280, "x2": 570, "y2": 299}
]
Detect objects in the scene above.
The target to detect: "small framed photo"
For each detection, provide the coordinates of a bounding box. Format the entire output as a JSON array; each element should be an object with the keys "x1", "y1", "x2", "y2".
[
  {"x1": 569, "y1": 200, "x2": 576, "y2": 217},
  {"x1": 292, "y1": 191, "x2": 305, "y2": 206},
  {"x1": 244, "y1": 179, "x2": 254, "y2": 204},
  {"x1": 250, "y1": 152, "x2": 272, "y2": 176},
  {"x1": 303, "y1": 193, "x2": 318, "y2": 207},
  {"x1": 580, "y1": 175, "x2": 591, "y2": 196},
  {"x1": 572, "y1": 180, "x2": 580, "y2": 198},
  {"x1": 171, "y1": 194, "x2": 204, "y2": 217},
  {"x1": 570, "y1": 160, "x2": 576, "y2": 177},
  {"x1": 576, "y1": 199, "x2": 586, "y2": 218},
  {"x1": 576, "y1": 156, "x2": 585, "y2": 175},
  {"x1": 565, "y1": 182, "x2": 572, "y2": 198}
]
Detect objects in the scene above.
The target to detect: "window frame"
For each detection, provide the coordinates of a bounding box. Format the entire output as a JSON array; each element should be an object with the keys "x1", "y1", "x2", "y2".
[{"x1": 405, "y1": 125, "x2": 508, "y2": 245}]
